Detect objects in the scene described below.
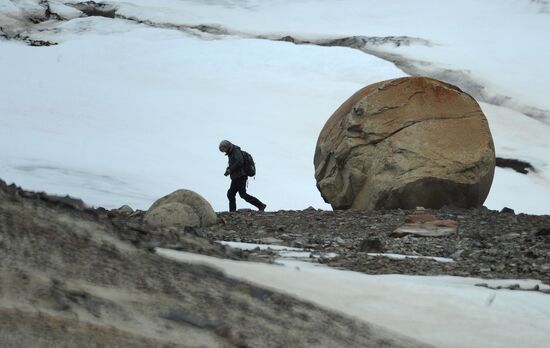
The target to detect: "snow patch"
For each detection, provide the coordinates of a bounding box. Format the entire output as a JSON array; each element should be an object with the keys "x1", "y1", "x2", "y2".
[
  {"x1": 158, "y1": 248, "x2": 550, "y2": 348},
  {"x1": 367, "y1": 253, "x2": 455, "y2": 263}
]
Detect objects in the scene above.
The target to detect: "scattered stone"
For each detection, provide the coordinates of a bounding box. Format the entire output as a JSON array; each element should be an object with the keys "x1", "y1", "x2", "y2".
[
  {"x1": 334, "y1": 236, "x2": 346, "y2": 246},
  {"x1": 279, "y1": 35, "x2": 296, "y2": 43},
  {"x1": 391, "y1": 219, "x2": 458, "y2": 237},
  {"x1": 405, "y1": 214, "x2": 436, "y2": 223},
  {"x1": 278, "y1": 234, "x2": 294, "y2": 241},
  {"x1": 292, "y1": 240, "x2": 304, "y2": 248},
  {"x1": 39, "y1": 193, "x2": 86, "y2": 210},
  {"x1": 145, "y1": 202, "x2": 200, "y2": 228},
  {"x1": 145, "y1": 189, "x2": 217, "y2": 228},
  {"x1": 524, "y1": 250, "x2": 538, "y2": 258},
  {"x1": 359, "y1": 238, "x2": 384, "y2": 253},
  {"x1": 26, "y1": 38, "x2": 57, "y2": 46},
  {"x1": 129, "y1": 209, "x2": 145, "y2": 218},
  {"x1": 116, "y1": 205, "x2": 134, "y2": 214},
  {"x1": 450, "y1": 249, "x2": 464, "y2": 260},
  {"x1": 259, "y1": 237, "x2": 284, "y2": 245},
  {"x1": 475, "y1": 282, "x2": 550, "y2": 294},
  {"x1": 501, "y1": 232, "x2": 521, "y2": 240},
  {"x1": 536, "y1": 228, "x2": 550, "y2": 236},
  {"x1": 500, "y1": 207, "x2": 515, "y2": 214}
]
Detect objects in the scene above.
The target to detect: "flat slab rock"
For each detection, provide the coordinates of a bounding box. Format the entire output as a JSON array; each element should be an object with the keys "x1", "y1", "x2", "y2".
[{"x1": 391, "y1": 214, "x2": 458, "y2": 237}]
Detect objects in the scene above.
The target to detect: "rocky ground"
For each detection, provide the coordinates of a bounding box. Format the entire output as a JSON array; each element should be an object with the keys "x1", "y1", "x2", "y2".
[
  {"x1": 112, "y1": 195, "x2": 550, "y2": 288},
  {"x1": 200, "y1": 207, "x2": 550, "y2": 287},
  {"x1": 116, "y1": 200, "x2": 550, "y2": 287},
  {"x1": 0, "y1": 179, "x2": 430, "y2": 348}
]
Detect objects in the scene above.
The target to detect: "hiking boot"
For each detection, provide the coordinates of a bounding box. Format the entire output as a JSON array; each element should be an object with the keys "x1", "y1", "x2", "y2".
[{"x1": 258, "y1": 204, "x2": 267, "y2": 212}]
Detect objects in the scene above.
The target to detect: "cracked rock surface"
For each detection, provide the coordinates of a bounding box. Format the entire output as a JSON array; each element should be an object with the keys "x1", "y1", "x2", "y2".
[{"x1": 314, "y1": 76, "x2": 496, "y2": 210}]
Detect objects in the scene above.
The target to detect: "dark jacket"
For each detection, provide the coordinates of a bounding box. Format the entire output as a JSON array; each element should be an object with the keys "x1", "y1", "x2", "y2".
[{"x1": 226, "y1": 145, "x2": 247, "y2": 180}]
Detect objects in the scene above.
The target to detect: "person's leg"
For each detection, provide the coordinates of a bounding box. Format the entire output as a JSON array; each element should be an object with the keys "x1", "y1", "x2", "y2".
[
  {"x1": 227, "y1": 179, "x2": 239, "y2": 212},
  {"x1": 237, "y1": 177, "x2": 266, "y2": 210}
]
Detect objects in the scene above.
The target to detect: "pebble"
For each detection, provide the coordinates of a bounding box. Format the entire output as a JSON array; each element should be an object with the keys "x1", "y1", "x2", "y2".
[
  {"x1": 334, "y1": 237, "x2": 346, "y2": 245},
  {"x1": 501, "y1": 232, "x2": 521, "y2": 240},
  {"x1": 259, "y1": 237, "x2": 283, "y2": 244}
]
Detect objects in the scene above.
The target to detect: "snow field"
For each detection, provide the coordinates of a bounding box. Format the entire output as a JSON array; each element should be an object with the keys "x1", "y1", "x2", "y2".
[{"x1": 1, "y1": 0, "x2": 549, "y2": 214}]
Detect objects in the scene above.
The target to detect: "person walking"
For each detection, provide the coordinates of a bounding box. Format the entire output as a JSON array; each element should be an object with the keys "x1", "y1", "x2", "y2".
[{"x1": 219, "y1": 140, "x2": 266, "y2": 212}]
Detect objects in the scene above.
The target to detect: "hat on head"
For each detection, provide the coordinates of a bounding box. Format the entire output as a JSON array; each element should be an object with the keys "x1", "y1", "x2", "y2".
[{"x1": 219, "y1": 140, "x2": 233, "y2": 152}]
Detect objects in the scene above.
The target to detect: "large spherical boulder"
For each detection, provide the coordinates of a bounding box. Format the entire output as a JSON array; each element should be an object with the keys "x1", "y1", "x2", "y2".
[
  {"x1": 314, "y1": 77, "x2": 495, "y2": 210},
  {"x1": 145, "y1": 189, "x2": 217, "y2": 227}
]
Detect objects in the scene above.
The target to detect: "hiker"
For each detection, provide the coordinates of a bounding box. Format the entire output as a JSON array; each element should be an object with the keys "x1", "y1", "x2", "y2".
[{"x1": 219, "y1": 140, "x2": 266, "y2": 212}]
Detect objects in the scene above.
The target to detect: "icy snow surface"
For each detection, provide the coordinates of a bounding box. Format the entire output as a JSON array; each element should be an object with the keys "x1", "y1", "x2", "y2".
[
  {"x1": 367, "y1": 253, "x2": 455, "y2": 263},
  {"x1": 158, "y1": 248, "x2": 550, "y2": 348},
  {"x1": 1, "y1": 0, "x2": 549, "y2": 213},
  {"x1": 218, "y1": 240, "x2": 339, "y2": 260},
  {"x1": 218, "y1": 241, "x2": 303, "y2": 252}
]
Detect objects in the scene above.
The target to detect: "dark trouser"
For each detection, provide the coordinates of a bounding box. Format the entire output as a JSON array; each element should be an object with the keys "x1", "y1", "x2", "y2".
[{"x1": 227, "y1": 176, "x2": 264, "y2": 212}]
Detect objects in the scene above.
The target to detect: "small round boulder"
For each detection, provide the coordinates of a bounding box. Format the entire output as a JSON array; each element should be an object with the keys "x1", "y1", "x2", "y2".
[
  {"x1": 314, "y1": 77, "x2": 495, "y2": 210},
  {"x1": 145, "y1": 189, "x2": 217, "y2": 227}
]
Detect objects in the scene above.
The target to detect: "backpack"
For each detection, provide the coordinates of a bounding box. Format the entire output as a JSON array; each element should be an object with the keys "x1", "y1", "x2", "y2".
[{"x1": 241, "y1": 150, "x2": 256, "y2": 177}]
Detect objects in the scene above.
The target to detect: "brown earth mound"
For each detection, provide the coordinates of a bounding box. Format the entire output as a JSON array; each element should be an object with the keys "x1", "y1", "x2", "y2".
[{"x1": 0, "y1": 179, "x2": 430, "y2": 348}]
